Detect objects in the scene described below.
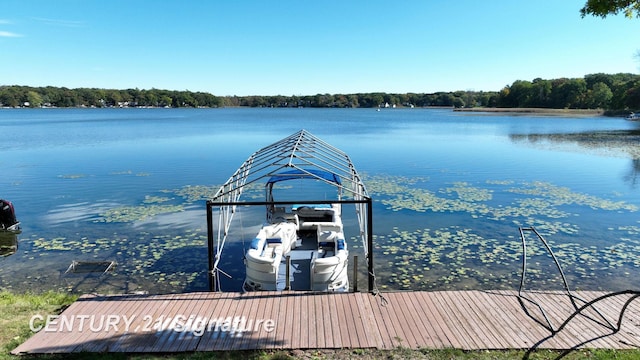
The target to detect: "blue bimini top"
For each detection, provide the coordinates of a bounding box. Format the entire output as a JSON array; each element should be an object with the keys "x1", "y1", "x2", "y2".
[{"x1": 267, "y1": 169, "x2": 341, "y2": 186}]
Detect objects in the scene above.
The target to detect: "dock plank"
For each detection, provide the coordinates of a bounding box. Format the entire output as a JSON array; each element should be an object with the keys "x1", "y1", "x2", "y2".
[
  {"x1": 299, "y1": 293, "x2": 310, "y2": 348},
  {"x1": 196, "y1": 292, "x2": 233, "y2": 351},
  {"x1": 47, "y1": 294, "x2": 106, "y2": 353},
  {"x1": 334, "y1": 292, "x2": 352, "y2": 348},
  {"x1": 290, "y1": 293, "x2": 302, "y2": 349},
  {"x1": 356, "y1": 293, "x2": 384, "y2": 348},
  {"x1": 592, "y1": 291, "x2": 640, "y2": 347},
  {"x1": 490, "y1": 290, "x2": 558, "y2": 347},
  {"x1": 430, "y1": 290, "x2": 477, "y2": 349},
  {"x1": 309, "y1": 293, "x2": 320, "y2": 348},
  {"x1": 80, "y1": 295, "x2": 137, "y2": 353},
  {"x1": 224, "y1": 292, "x2": 250, "y2": 350},
  {"x1": 405, "y1": 290, "x2": 438, "y2": 348},
  {"x1": 327, "y1": 293, "x2": 343, "y2": 348},
  {"x1": 524, "y1": 291, "x2": 609, "y2": 349},
  {"x1": 268, "y1": 293, "x2": 283, "y2": 347},
  {"x1": 154, "y1": 292, "x2": 197, "y2": 352},
  {"x1": 446, "y1": 290, "x2": 492, "y2": 349},
  {"x1": 413, "y1": 291, "x2": 454, "y2": 347},
  {"x1": 364, "y1": 293, "x2": 393, "y2": 348},
  {"x1": 345, "y1": 293, "x2": 368, "y2": 347},
  {"x1": 475, "y1": 291, "x2": 536, "y2": 348},
  {"x1": 28, "y1": 294, "x2": 100, "y2": 353},
  {"x1": 320, "y1": 294, "x2": 332, "y2": 348},
  {"x1": 12, "y1": 290, "x2": 640, "y2": 355},
  {"x1": 455, "y1": 291, "x2": 508, "y2": 349},
  {"x1": 176, "y1": 293, "x2": 209, "y2": 352},
  {"x1": 263, "y1": 292, "x2": 280, "y2": 349},
  {"x1": 281, "y1": 292, "x2": 294, "y2": 349},
  {"x1": 393, "y1": 292, "x2": 420, "y2": 348}
]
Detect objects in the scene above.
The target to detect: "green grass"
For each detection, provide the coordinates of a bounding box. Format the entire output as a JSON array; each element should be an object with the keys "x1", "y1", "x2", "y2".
[
  {"x1": 1, "y1": 290, "x2": 639, "y2": 360},
  {"x1": 0, "y1": 290, "x2": 77, "y2": 360}
]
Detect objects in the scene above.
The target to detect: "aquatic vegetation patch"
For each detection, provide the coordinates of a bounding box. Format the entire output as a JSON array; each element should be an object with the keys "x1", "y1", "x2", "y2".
[
  {"x1": 24, "y1": 230, "x2": 208, "y2": 293},
  {"x1": 167, "y1": 185, "x2": 219, "y2": 203},
  {"x1": 617, "y1": 225, "x2": 640, "y2": 236},
  {"x1": 505, "y1": 181, "x2": 638, "y2": 212},
  {"x1": 57, "y1": 174, "x2": 86, "y2": 179},
  {"x1": 168, "y1": 183, "x2": 264, "y2": 203},
  {"x1": 364, "y1": 174, "x2": 637, "y2": 236},
  {"x1": 92, "y1": 184, "x2": 219, "y2": 224},
  {"x1": 374, "y1": 226, "x2": 522, "y2": 290},
  {"x1": 142, "y1": 195, "x2": 172, "y2": 204},
  {"x1": 373, "y1": 224, "x2": 640, "y2": 292},
  {"x1": 9, "y1": 173, "x2": 640, "y2": 294},
  {"x1": 442, "y1": 182, "x2": 493, "y2": 202},
  {"x1": 32, "y1": 237, "x2": 81, "y2": 251},
  {"x1": 486, "y1": 180, "x2": 515, "y2": 186},
  {"x1": 364, "y1": 173, "x2": 640, "y2": 291},
  {"x1": 107, "y1": 170, "x2": 150, "y2": 177},
  {"x1": 94, "y1": 204, "x2": 184, "y2": 223}
]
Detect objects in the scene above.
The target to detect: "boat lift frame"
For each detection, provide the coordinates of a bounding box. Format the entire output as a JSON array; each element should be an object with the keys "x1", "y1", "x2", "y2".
[{"x1": 205, "y1": 130, "x2": 374, "y2": 292}]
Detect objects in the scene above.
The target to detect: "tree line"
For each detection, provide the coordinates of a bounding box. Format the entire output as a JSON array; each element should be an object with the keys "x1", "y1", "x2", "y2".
[
  {"x1": 1, "y1": 73, "x2": 638, "y2": 111},
  {"x1": 498, "y1": 73, "x2": 639, "y2": 111},
  {"x1": 0, "y1": 86, "x2": 223, "y2": 108}
]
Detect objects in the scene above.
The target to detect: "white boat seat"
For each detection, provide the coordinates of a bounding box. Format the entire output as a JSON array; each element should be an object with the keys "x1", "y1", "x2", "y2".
[
  {"x1": 317, "y1": 223, "x2": 343, "y2": 242},
  {"x1": 295, "y1": 204, "x2": 343, "y2": 231},
  {"x1": 311, "y1": 249, "x2": 349, "y2": 291}
]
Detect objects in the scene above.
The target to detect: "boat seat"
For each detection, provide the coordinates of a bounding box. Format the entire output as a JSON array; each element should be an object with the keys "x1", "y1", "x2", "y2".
[
  {"x1": 271, "y1": 212, "x2": 299, "y2": 228},
  {"x1": 317, "y1": 223, "x2": 343, "y2": 243},
  {"x1": 311, "y1": 249, "x2": 349, "y2": 291},
  {"x1": 295, "y1": 204, "x2": 342, "y2": 231}
]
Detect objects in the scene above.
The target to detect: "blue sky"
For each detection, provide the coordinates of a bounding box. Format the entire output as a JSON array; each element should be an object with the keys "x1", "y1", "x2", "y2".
[{"x1": 1, "y1": 0, "x2": 639, "y2": 96}]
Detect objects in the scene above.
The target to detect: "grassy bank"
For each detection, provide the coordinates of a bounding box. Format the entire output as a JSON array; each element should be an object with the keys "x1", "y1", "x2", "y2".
[
  {"x1": 2, "y1": 290, "x2": 639, "y2": 359},
  {"x1": 0, "y1": 290, "x2": 77, "y2": 359},
  {"x1": 453, "y1": 107, "x2": 605, "y2": 116}
]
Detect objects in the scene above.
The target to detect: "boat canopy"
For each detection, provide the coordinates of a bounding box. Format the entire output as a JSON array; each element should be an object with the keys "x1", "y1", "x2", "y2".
[
  {"x1": 206, "y1": 129, "x2": 373, "y2": 292},
  {"x1": 267, "y1": 169, "x2": 342, "y2": 186},
  {"x1": 210, "y1": 129, "x2": 368, "y2": 202}
]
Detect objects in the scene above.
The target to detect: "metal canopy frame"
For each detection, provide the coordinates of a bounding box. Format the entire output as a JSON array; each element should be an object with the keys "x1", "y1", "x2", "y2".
[{"x1": 206, "y1": 129, "x2": 374, "y2": 292}]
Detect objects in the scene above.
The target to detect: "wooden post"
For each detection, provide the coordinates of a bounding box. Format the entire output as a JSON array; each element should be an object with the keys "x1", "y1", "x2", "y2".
[{"x1": 285, "y1": 255, "x2": 291, "y2": 290}]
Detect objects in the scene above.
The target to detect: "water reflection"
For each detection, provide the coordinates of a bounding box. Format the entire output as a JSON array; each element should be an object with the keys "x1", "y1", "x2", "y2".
[
  {"x1": 510, "y1": 129, "x2": 640, "y2": 188},
  {"x1": 0, "y1": 232, "x2": 18, "y2": 257},
  {"x1": 624, "y1": 159, "x2": 640, "y2": 188}
]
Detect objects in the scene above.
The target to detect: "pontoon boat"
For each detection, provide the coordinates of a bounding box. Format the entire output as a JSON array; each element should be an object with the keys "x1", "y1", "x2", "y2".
[{"x1": 206, "y1": 130, "x2": 374, "y2": 292}]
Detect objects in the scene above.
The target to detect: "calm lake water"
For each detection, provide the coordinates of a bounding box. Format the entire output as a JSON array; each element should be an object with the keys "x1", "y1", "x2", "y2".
[{"x1": 1, "y1": 108, "x2": 639, "y2": 294}]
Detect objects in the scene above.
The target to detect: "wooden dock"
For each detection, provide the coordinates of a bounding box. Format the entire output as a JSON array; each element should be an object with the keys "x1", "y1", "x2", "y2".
[{"x1": 12, "y1": 290, "x2": 640, "y2": 354}]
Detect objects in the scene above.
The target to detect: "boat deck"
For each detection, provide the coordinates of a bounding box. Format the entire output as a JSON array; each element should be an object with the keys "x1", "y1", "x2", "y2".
[
  {"x1": 12, "y1": 290, "x2": 640, "y2": 354},
  {"x1": 275, "y1": 229, "x2": 339, "y2": 291}
]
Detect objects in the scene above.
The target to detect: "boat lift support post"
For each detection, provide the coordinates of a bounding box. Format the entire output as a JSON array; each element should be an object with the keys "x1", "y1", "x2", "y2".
[
  {"x1": 206, "y1": 202, "x2": 215, "y2": 292},
  {"x1": 206, "y1": 198, "x2": 374, "y2": 293},
  {"x1": 365, "y1": 196, "x2": 373, "y2": 292}
]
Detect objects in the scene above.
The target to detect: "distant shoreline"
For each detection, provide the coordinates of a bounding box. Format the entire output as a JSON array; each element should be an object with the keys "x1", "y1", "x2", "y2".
[
  {"x1": 453, "y1": 107, "x2": 605, "y2": 116},
  {"x1": 0, "y1": 105, "x2": 611, "y2": 117}
]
